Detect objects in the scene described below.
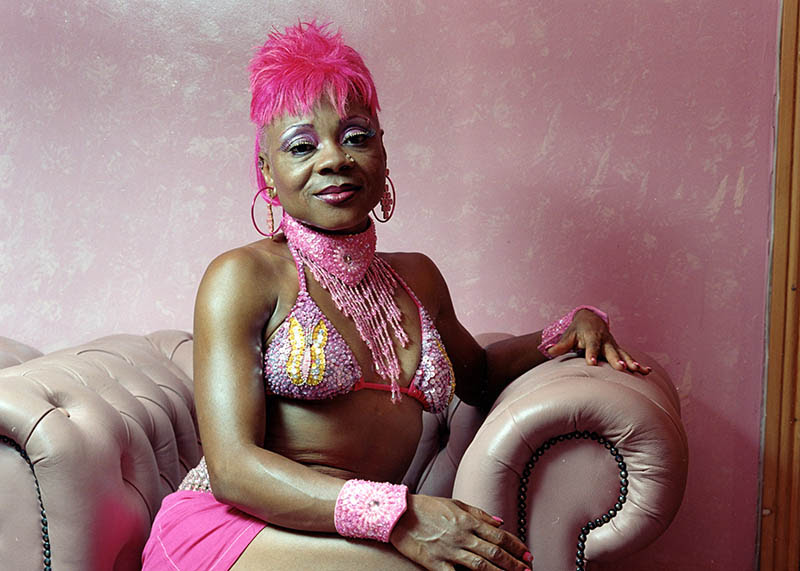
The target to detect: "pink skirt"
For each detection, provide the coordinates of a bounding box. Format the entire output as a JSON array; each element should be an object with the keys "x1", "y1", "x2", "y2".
[{"x1": 142, "y1": 490, "x2": 266, "y2": 570}]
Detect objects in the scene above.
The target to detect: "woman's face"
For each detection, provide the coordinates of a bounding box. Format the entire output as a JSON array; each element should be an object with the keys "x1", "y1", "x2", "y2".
[{"x1": 260, "y1": 99, "x2": 386, "y2": 234}]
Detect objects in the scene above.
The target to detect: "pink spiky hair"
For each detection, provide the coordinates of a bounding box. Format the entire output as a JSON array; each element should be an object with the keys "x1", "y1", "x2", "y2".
[
  {"x1": 249, "y1": 21, "x2": 380, "y2": 128},
  {"x1": 249, "y1": 21, "x2": 380, "y2": 192}
]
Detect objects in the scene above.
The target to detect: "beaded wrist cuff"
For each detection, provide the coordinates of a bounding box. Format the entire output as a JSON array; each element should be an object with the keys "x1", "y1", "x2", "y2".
[
  {"x1": 334, "y1": 479, "x2": 408, "y2": 543},
  {"x1": 537, "y1": 305, "x2": 609, "y2": 359}
]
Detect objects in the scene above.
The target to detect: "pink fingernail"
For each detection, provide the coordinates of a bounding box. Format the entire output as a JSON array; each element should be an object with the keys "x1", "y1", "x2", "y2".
[
  {"x1": 492, "y1": 515, "x2": 504, "y2": 524},
  {"x1": 618, "y1": 360, "x2": 626, "y2": 369},
  {"x1": 523, "y1": 551, "x2": 533, "y2": 563},
  {"x1": 590, "y1": 357, "x2": 597, "y2": 365}
]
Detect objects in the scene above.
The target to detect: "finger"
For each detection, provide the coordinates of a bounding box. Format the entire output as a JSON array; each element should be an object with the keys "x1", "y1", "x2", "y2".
[
  {"x1": 617, "y1": 347, "x2": 641, "y2": 373},
  {"x1": 452, "y1": 548, "x2": 504, "y2": 571},
  {"x1": 544, "y1": 330, "x2": 577, "y2": 357},
  {"x1": 582, "y1": 332, "x2": 604, "y2": 366},
  {"x1": 474, "y1": 523, "x2": 530, "y2": 563},
  {"x1": 452, "y1": 501, "x2": 504, "y2": 527},
  {"x1": 601, "y1": 341, "x2": 627, "y2": 371},
  {"x1": 456, "y1": 542, "x2": 533, "y2": 571},
  {"x1": 616, "y1": 347, "x2": 652, "y2": 375},
  {"x1": 464, "y1": 534, "x2": 532, "y2": 571}
]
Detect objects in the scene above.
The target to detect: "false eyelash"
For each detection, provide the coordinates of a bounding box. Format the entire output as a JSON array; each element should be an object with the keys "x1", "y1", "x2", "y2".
[
  {"x1": 280, "y1": 138, "x2": 318, "y2": 154},
  {"x1": 341, "y1": 128, "x2": 376, "y2": 145}
]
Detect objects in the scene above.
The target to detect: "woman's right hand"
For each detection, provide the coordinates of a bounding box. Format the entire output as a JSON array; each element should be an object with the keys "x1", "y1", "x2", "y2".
[{"x1": 390, "y1": 495, "x2": 533, "y2": 570}]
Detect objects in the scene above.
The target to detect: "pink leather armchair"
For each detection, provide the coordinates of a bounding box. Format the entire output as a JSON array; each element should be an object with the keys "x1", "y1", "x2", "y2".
[
  {"x1": 0, "y1": 331, "x2": 687, "y2": 570},
  {"x1": 453, "y1": 334, "x2": 688, "y2": 571}
]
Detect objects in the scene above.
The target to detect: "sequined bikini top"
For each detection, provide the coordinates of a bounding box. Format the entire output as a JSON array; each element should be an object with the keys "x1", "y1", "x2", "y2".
[{"x1": 263, "y1": 248, "x2": 455, "y2": 414}]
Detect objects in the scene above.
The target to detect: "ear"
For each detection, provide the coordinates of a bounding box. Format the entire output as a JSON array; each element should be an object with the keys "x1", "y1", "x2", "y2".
[
  {"x1": 258, "y1": 151, "x2": 274, "y2": 188},
  {"x1": 380, "y1": 129, "x2": 388, "y2": 166}
]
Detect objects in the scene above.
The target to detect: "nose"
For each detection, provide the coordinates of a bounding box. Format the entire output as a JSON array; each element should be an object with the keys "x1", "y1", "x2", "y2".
[{"x1": 316, "y1": 142, "x2": 352, "y2": 174}]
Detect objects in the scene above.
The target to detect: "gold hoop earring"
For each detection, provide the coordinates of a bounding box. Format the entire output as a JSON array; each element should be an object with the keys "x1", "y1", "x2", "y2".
[
  {"x1": 373, "y1": 169, "x2": 396, "y2": 223},
  {"x1": 251, "y1": 187, "x2": 283, "y2": 238}
]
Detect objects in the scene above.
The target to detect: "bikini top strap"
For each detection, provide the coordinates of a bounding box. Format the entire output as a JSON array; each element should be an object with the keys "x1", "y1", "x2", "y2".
[
  {"x1": 286, "y1": 243, "x2": 309, "y2": 294},
  {"x1": 376, "y1": 256, "x2": 424, "y2": 312}
]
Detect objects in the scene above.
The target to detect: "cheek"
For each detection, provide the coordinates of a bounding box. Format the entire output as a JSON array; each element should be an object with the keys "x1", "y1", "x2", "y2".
[
  {"x1": 373, "y1": 164, "x2": 387, "y2": 187},
  {"x1": 270, "y1": 161, "x2": 307, "y2": 190},
  {"x1": 366, "y1": 152, "x2": 386, "y2": 179}
]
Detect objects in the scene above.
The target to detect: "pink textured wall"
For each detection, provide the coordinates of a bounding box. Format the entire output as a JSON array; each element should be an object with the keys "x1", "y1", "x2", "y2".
[{"x1": 0, "y1": 2, "x2": 778, "y2": 569}]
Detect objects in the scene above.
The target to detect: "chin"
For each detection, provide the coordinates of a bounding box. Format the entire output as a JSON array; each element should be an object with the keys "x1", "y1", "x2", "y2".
[{"x1": 302, "y1": 209, "x2": 373, "y2": 234}]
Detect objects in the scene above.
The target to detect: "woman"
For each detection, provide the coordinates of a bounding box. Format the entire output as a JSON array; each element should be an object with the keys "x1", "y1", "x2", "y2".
[{"x1": 142, "y1": 22, "x2": 649, "y2": 571}]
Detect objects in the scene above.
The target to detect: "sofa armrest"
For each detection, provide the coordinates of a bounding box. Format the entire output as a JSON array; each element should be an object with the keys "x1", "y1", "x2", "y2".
[{"x1": 452, "y1": 352, "x2": 688, "y2": 571}]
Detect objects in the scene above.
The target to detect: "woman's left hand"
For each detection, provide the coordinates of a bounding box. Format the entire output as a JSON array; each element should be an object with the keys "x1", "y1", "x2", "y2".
[{"x1": 545, "y1": 309, "x2": 651, "y2": 374}]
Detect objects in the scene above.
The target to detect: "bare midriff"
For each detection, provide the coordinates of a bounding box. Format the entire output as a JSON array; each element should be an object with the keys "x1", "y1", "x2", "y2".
[{"x1": 263, "y1": 388, "x2": 424, "y2": 483}]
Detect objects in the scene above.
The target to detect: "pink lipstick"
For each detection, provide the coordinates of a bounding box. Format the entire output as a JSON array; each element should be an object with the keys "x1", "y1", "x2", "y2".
[{"x1": 315, "y1": 185, "x2": 358, "y2": 205}]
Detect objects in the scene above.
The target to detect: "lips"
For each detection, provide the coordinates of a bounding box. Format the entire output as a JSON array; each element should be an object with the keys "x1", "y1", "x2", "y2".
[{"x1": 315, "y1": 184, "x2": 360, "y2": 204}]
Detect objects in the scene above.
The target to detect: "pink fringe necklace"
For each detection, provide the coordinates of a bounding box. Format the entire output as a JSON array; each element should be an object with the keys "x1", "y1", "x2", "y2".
[{"x1": 281, "y1": 215, "x2": 410, "y2": 402}]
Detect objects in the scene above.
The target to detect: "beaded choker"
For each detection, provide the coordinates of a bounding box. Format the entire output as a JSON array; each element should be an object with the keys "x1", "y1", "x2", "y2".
[{"x1": 281, "y1": 215, "x2": 410, "y2": 401}]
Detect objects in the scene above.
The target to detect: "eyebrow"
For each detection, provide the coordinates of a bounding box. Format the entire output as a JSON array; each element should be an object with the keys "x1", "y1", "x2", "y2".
[
  {"x1": 280, "y1": 114, "x2": 374, "y2": 134},
  {"x1": 347, "y1": 114, "x2": 373, "y2": 127},
  {"x1": 279, "y1": 123, "x2": 314, "y2": 138}
]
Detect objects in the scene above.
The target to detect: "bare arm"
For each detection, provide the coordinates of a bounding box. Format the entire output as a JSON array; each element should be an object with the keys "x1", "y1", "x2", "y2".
[
  {"x1": 428, "y1": 258, "x2": 648, "y2": 408},
  {"x1": 425, "y1": 257, "x2": 548, "y2": 406},
  {"x1": 193, "y1": 246, "x2": 345, "y2": 532},
  {"x1": 195, "y1": 247, "x2": 532, "y2": 570}
]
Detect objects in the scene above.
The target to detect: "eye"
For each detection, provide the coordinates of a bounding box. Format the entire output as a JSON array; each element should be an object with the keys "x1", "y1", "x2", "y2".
[
  {"x1": 341, "y1": 127, "x2": 376, "y2": 147},
  {"x1": 284, "y1": 138, "x2": 318, "y2": 156}
]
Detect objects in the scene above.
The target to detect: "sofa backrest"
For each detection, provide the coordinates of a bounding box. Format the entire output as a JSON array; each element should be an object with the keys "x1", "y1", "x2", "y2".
[
  {"x1": 0, "y1": 330, "x2": 200, "y2": 570},
  {"x1": 0, "y1": 336, "x2": 43, "y2": 369}
]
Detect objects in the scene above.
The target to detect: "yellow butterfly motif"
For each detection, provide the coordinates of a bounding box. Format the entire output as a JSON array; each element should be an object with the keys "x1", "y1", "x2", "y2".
[{"x1": 286, "y1": 317, "x2": 328, "y2": 386}]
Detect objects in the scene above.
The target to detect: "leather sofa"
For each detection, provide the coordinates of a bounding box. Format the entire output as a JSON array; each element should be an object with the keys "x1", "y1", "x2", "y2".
[{"x1": 0, "y1": 331, "x2": 687, "y2": 570}]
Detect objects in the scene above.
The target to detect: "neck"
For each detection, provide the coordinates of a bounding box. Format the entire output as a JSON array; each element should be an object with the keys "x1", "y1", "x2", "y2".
[
  {"x1": 299, "y1": 218, "x2": 372, "y2": 236},
  {"x1": 282, "y1": 214, "x2": 377, "y2": 287},
  {"x1": 281, "y1": 213, "x2": 408, "y2": 393}
]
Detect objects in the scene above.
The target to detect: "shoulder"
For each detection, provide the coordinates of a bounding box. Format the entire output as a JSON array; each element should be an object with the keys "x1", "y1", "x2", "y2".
[
  {"x1": 205, "y1": 238, "x2": 289, "y2": 281},
  {"x1": 379, "y1": 251, "x2": 450, "y2": 314},
  {"x1": 197, "y1": 238, "x2": 294, "y2": 319},
  {"x1": 379, "y1": 250, "x2": 438, "y2": 272}
]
